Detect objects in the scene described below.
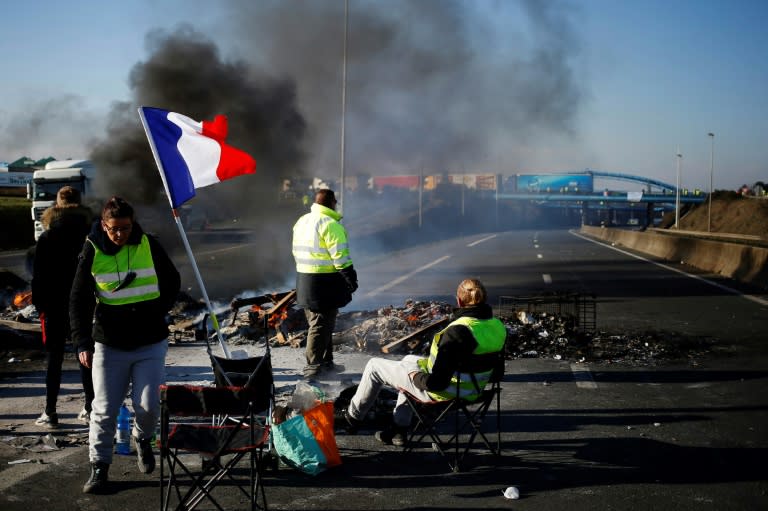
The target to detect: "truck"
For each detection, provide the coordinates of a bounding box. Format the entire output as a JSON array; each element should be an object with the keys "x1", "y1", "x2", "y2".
[{"x1": 27, "y1": 159, "x2": 96, "y2": 240}]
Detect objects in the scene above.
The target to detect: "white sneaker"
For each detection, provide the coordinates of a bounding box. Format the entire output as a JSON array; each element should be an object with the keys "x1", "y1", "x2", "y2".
[
  {"x1": 35, "y1": 412, "x2": 59, "y2": 428},
  {"x1": 77, "y1": 408, "x2": 91, "y2": 424}
]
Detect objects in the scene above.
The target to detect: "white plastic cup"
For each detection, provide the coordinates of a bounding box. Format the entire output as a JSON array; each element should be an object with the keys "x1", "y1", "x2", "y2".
[{"x1": 503, "y1": 486, "x2": 520, "y2": 499}]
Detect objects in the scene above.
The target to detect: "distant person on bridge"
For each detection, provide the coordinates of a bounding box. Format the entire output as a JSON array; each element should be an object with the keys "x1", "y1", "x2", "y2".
[
  {"x1": 70, "y1": 196, "x2": 180, "y2": 494},
  {"x1": 292, "y1": 188, "x2": 358, "y2": 380},
  {"x1": 338, "y1": 278, "x2": 506, "y2": 447},
  {"x1": 32, "y1": 185, "x2": 95, "y2": 428}
]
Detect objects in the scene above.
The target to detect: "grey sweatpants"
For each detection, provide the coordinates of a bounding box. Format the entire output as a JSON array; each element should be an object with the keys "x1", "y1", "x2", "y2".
[
  {"x1": 88, "y1": 340, "x2": 167, "y2": 464},
  {"x1": 348, "y1": 355, "x2": 433, "y2": 428}
]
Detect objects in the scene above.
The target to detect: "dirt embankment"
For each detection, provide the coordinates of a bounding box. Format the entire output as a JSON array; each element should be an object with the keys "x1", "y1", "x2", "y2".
[{"x1": 670, "y1": 194, "x2": 768, "y2": 236}]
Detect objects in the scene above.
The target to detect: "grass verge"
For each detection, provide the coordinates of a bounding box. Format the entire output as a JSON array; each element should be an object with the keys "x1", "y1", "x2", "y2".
[{"x1": 0, "y1": 196, "x2": 34, "y2": 250}]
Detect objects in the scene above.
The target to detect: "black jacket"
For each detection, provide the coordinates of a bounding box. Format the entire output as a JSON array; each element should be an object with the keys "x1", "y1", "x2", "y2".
[
  {"x1": 69, "y1": 220, "x2": 181, "y2": 353},
  {"x1": 412, "y1": 303, "x2": 497, "y2": 393},
  {"x1": 295, "y1": 271, "x2": 353, "y2": 311},
  {"x1": 32, "y1": 207, "x2": 91, "y2": 316}
]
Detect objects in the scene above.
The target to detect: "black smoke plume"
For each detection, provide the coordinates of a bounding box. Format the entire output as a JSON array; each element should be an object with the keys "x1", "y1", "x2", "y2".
[
  {"x1": 89, "y1": 26, "x2": 307, "y2": 294},
  {"x1": 85, "y1": 0, "x2": 586, "y2": 299},
  {"x1": 91, "y1": 25, "x2": 306, "y2": 207},
  {"x1": 227, "y1": 0, "x2": 585, "y2": 175}
]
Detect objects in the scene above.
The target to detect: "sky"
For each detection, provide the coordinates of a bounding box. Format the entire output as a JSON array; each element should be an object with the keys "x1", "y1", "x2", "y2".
[{"x1": 1, "y1": 0, "x2": 766, "y2": 192}]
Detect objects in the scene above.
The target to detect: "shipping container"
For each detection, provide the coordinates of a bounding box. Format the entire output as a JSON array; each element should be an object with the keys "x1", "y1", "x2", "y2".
[
  {"x1": 446, "y1": 174, "x2": 498, "y2": 190},
  {"x1": 371, "y1": 175, "x2": 421, "y2": 191}
]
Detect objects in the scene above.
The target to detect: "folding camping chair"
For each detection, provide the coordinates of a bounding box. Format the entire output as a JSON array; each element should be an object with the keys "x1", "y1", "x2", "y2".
[
  {"x1": 401, "y1": 350, "x2": 505, "y2": 472},
  {"x1": 159, "y1": 312, "x2": 275, "y2": 511}
]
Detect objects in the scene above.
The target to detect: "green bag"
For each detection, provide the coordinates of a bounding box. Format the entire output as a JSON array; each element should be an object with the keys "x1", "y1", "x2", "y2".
[{"x1": 272, "y1": 401, "x2": 341, "y2": 476}]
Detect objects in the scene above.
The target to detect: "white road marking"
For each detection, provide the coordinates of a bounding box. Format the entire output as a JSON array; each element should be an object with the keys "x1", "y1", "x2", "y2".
[
  {"x1": 197, "y1": 242, "x2": 259, "y2": 257},
  {"x1": 364, "y1": 255, "x2": 452, "y2": 297},
  {"x1": 467, "y1": 234, "x2": 497, "y2": 247},
  {"x1": 542, "y1": 274, "x2": 552, "y2": 284},
  {"x1": 570, "y1": 230, "x2": 768, "y2": 307},
  {"x1": 537, "y1": 254, "x2": 543, "y2": 259},
  {"x1": 570, "y1": 363, "x2": 598, "y2": 389}
]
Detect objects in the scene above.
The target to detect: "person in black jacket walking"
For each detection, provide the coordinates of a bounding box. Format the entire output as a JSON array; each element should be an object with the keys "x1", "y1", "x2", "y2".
[
  {"x1": 70, "y1": 196, "x2": 180, "y2": 494},
  {"x1": 32, "y1": 186, "x2": 94, "y2": 428}
]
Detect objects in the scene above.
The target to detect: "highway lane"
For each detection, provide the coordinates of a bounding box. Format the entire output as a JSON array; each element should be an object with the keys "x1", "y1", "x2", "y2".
[{"x1": 0, "y1": 249, "x2": 30, "y2": 280}]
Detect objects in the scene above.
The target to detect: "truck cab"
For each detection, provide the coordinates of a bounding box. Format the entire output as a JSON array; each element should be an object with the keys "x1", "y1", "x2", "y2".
[{"x1": 29, "y1": 159, "x2": 95, "y2": 240}]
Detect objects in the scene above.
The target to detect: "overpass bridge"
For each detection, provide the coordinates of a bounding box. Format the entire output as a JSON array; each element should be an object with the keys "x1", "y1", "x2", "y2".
[{"x1": 498, "y1": 169, "x2": 706, "y2": 205}]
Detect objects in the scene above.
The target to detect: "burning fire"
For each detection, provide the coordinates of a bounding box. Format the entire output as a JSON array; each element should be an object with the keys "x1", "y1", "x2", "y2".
[
  {"x1": 268, "y1": 310, "x2": 288, "y2": 329},
  {"x1": 13, "y1": 290, "x2": 32, "y2": 309},
  {"x1": 250, "y1": 304, "x2": 289, "y2": 329}
]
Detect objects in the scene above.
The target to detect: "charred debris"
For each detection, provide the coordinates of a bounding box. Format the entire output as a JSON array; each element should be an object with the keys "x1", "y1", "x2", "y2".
[
  {"x1": 163, "y1": 290, "x2": 719, "y2": 367},
  {"x1": 2, "y1": 278, "x2": 719, "y2": 367}
]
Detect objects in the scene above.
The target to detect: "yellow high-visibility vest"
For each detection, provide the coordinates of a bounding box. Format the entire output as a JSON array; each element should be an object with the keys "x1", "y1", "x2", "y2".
[
  {"x1": 292, "y1": 203, "x2": 352, "y2": 274},
  {"x1": 90, "y1": 235, "x2": 160, "y2": 305},
  {"x1": 419, "y1": 316, "x2": 506, "y2": 401}
]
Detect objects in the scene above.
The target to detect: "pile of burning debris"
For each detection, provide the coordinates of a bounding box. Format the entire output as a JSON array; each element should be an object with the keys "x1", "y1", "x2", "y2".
[
  {"x1": 166, "y1": 292, "x2": 455, "y2": 357},
  {"x1": 2, "y1": 283, "x2": 719, "y2": 367},
  {"x1": 162, "y1": 291, "x2": 719, "y2": 366}
]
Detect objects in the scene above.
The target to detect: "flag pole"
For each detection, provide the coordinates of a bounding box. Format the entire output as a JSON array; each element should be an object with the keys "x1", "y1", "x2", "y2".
[
  {"x1": 138, "y1": 108, "x2": 232, "y2": 359},
  {"x1": 169, "y1": 209, "x2": 231, "y2": 358}
]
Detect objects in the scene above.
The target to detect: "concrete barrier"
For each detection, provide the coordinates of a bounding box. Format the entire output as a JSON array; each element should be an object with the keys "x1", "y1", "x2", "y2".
[{"x1": 580, "y1": 225, "x2": 768, "y2": 289}]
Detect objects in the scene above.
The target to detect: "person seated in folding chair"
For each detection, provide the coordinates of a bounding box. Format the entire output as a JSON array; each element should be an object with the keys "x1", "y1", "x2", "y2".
[{"x1": 339, "y1": 278, "x2": 506, "y2": 447}]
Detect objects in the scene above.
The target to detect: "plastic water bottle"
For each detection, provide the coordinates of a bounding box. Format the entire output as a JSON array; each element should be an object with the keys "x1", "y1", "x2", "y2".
[{"x1": 116, "y1": 404, "x2": 132, "y2": 455}]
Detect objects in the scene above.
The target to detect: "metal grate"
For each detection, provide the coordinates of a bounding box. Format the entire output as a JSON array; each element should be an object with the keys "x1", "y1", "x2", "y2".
[{"x1": 497, "y1": 292, "x2": 597, "y2": 333}]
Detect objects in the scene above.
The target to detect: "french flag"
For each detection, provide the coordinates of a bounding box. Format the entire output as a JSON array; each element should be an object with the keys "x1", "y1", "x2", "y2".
[{"x1": 139, "y1": 106, "x2": 256, "y2": 209}]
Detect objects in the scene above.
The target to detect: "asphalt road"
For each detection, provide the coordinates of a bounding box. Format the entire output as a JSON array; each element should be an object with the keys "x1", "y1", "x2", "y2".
[{"x1": 1, "y1": 228, "x2": 767, "y2": 510}]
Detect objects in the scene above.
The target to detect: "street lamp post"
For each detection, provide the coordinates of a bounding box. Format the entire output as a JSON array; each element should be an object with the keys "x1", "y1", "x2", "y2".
[
  {"x1": 708, "y1": 132, "x2": 714, "y2": 232},
  {"x1": 675, "y1": 148, "x2": 682, "y2": 229},
  {"x1": 339, "y1": 0, "x2": 349, "y2": 215}
]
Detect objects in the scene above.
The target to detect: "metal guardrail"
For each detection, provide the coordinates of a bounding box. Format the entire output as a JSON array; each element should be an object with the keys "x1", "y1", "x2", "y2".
[{"x1": 497, "y1": 292, "x2": 597, "y2": 333}]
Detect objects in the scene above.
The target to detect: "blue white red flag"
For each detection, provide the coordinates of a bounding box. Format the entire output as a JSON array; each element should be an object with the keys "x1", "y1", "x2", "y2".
[{"x1": 139, "y1": 106, "x2": 256, "y2": 209}]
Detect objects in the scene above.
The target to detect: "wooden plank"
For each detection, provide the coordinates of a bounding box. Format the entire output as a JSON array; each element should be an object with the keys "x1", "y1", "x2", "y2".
[
  {"x1": 170, "y1": 316, "x2": 202, "y2": 331},
  {"x1": 0, "y1": 318, "x2": 41, "y2": 333},
  {"x1": 381, "y1": 317, "x2": 450, "y2": 354},
  {"x1": 230, "y1": 289, "x2": 295, "y2": 312},
  {"x1": 264, "y1": 289, "x2": 297, "y2": 315}
]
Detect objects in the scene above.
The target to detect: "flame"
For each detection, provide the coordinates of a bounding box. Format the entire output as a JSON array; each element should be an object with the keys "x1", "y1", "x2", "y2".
[
  {"x1": 13, "y1": 290, "x2": 33, "y2": 308},
  {"x1": 248, "y1": 302, "x2": 289, "y2": 329},
  {"x1": 268, "y1": 310, "x2": 288, "y2": 329}
]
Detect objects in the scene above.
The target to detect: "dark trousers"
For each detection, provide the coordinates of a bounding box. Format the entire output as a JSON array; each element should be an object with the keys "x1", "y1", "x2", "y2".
[
  {"x1": 41, "y1": 313, "x2": 95, "y2": 415},
  {"x1": 304, "y1": 308, "x2": 338, "y2": 368}
]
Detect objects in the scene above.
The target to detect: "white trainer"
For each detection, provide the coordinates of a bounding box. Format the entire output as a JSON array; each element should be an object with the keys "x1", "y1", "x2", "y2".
[{"x1": 77, "y1": 408, "x2": 91, "y2": 424}]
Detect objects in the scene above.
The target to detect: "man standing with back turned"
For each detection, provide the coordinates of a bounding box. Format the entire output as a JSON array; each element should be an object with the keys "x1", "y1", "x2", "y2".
[
  {"x1": 32, "y1": 186, "x2": 95, "y2": 427},
  {"x1": 292, "y1": 189, "x2": 358, "y2": 380}
]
